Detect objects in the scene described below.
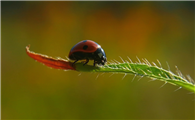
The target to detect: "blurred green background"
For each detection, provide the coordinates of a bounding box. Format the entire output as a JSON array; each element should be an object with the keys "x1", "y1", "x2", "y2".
[{"x1": 2, "y1": 1, "x2": 194, "y2": 119}]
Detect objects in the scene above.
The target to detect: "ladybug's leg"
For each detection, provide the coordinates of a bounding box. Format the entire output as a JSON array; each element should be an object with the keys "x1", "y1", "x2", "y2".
[
  {"x1": 83, "y1": 59, "x2": 89, "y2": 66},
  {"x1": 72, "y1": 59, "x2": 78, "y2": 65},
  {"x1": 93, "y1": 60, "x2": 97, "y2": 66}
]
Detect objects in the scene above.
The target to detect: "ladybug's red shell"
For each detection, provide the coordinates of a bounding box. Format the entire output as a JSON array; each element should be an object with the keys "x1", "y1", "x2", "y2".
[
  {"x1": 68, "y1": 40, "x2": 107, "y2": 66},
  {"x1": 69, "y1": 40, "x2": 99, "y2": 55}
]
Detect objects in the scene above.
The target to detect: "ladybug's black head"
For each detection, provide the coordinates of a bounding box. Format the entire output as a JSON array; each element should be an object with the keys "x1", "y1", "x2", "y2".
[
  {"x1": 100, "y1": 56, "x2": 107, "y2": 65},
  {"x1": 94, "y1": 47, "x2": 107, "y2": 65}
]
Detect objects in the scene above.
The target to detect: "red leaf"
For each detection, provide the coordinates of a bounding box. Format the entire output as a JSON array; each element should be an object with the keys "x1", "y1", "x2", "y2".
[{"x1": 26, "y1": 45, "x2": 75, "y2": 70}]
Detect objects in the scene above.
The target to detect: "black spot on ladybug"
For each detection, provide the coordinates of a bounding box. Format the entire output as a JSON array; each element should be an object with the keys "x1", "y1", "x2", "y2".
[{"x1": 83, "y1": 45, "x2": 88, "y2": 50}]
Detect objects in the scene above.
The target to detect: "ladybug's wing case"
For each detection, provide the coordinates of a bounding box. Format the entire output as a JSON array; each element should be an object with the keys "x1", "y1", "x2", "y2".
[{"x1": 69, "y1": 40, "x2": 100, "y2": 57}]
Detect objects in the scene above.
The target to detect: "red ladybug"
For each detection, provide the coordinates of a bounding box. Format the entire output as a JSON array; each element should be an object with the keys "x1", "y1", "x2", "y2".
[{"x1": 68, "y1": 40, "x2": 107, "y2": 66}]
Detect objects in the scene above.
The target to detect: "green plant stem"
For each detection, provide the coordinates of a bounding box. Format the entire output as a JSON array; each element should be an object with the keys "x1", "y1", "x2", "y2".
[{"x1": 75, "y1": 62, "x2": 195, "y2": 93}]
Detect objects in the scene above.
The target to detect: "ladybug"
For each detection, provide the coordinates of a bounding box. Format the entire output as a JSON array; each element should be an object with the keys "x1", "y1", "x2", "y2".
[{"x1": 68, "y1": 40, "x2": 107, "y2": 66}]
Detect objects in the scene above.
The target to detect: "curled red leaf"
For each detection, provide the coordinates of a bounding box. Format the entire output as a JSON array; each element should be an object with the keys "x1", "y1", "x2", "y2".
[{"x1": 26, "y1": 45, "x2": 75, "y2": 70}]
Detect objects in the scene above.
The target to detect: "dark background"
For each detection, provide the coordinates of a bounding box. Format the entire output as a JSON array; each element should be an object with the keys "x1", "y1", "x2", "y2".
[{"x1": 2, "y1": 1, "x2": 194, "y2": 119}]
